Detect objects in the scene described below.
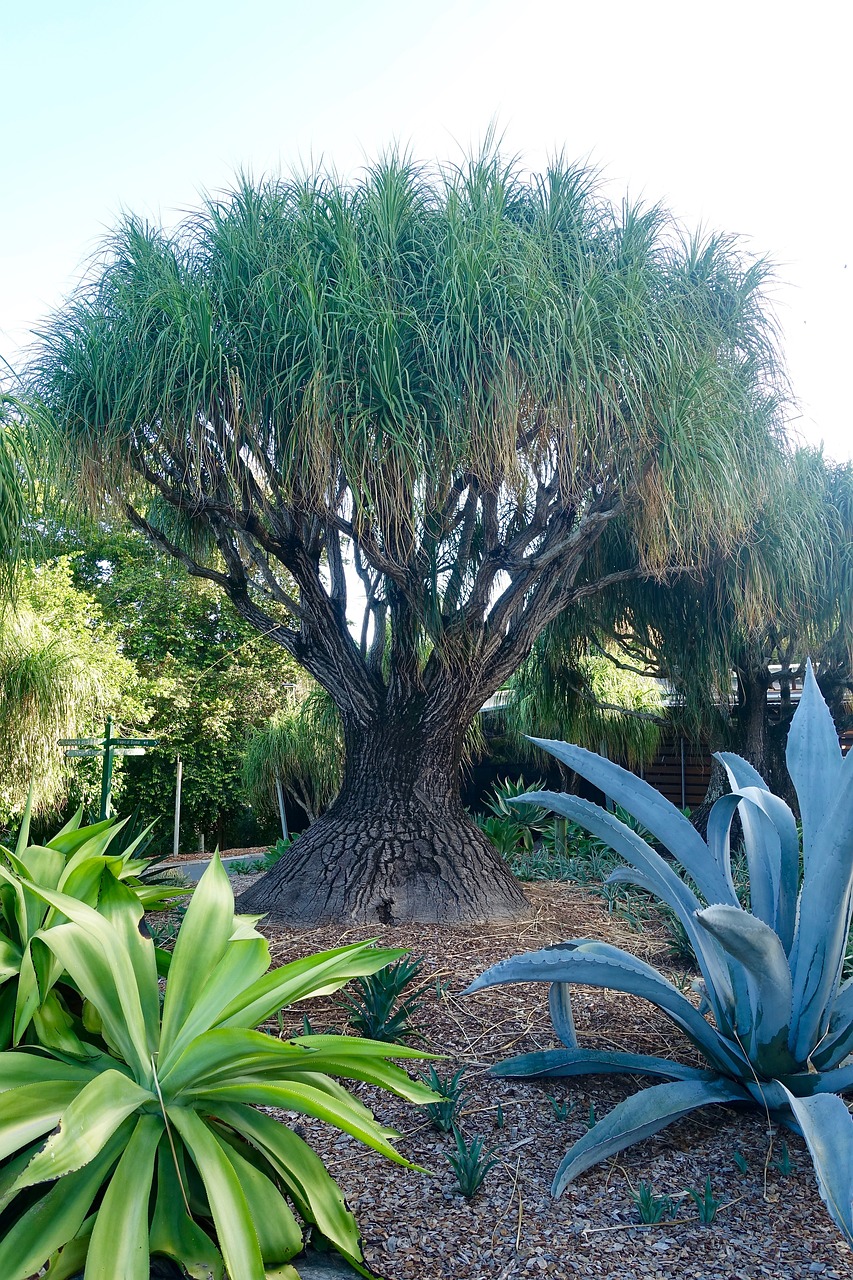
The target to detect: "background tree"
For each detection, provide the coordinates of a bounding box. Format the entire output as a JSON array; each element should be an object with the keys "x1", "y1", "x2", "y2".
[
  {"x1": 581, "y1": 447, "x2": 853, "y2": 804},
  {"x1": 29, "y1": 151, "x2": 787, "y2": 924},
  {"x1": 503, "y1": 646, "x2": 665, "y2": 783},
  {"x1": 0, "y1": 391, "x2": 33, "y2": 594},
  {"x1": 242, "y1": 683, "x2": 343, "y2": 826},
  {"x1": 55, "y1": 527, "x2": 304, "y2": 850},
  {"x1": 0, "y1": 559, "x2": 136, "y2": 825}
]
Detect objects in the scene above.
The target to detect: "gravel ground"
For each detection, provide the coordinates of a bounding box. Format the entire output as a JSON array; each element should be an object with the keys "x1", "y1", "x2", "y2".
[{"x1": 226, "y1": 874, "x2": 853, "y2": 1280}]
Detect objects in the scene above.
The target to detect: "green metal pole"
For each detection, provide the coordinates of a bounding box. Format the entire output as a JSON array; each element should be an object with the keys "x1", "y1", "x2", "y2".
[{"x1": 99, "y1": 717, "x2": 114, "y2": 821}]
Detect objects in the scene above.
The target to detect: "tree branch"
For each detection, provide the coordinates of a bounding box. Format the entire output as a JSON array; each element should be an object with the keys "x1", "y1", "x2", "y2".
[{"x1": 124, "y1": 505, "x2": 231, "y2": 590}]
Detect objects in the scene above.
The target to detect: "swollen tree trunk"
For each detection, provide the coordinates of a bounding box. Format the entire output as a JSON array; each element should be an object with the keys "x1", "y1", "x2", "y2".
[
  {"x1": 236, "y1": 699, "x2": 528, "y2": 926},
  {"x1": 693, "y1": 665, "x2": 771, "y2": 835},
  {"x1": 690, "y1": 754, "x2": 728, "y2": 838},
  {"x1": 735, "y1": 665, "x2": 771, "y2": 779}
]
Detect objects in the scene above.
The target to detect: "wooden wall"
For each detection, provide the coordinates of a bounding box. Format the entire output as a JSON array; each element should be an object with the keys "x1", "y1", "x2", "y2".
[{"x1": 637, "y1": 738, "x2": 711, "y2": 811}]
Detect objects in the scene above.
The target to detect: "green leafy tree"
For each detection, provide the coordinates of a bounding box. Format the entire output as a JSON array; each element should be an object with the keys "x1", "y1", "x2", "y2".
[
  {"x1": 29, "y1": 150, "x2": 787, "y2": 924},
  {"x1": 0, "y1": 560, "x2": 136, "y2": 826},
  {"x1": 63, "y1": 529, "x2": 304, "y2": 850},
  {"x1": 590, "y1": 448, "x2": 853, "y2": 802}
]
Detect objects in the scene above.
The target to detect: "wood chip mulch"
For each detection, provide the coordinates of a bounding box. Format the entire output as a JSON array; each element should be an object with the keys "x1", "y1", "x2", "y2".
[{"x1": 232, "y1": 877, "x2": 853, "y2": 1280}]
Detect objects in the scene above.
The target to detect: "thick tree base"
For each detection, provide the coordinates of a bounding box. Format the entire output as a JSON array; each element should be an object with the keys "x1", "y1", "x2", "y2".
[{"x1": 235, "y1": 807, "x2": 529, "y2": 926}]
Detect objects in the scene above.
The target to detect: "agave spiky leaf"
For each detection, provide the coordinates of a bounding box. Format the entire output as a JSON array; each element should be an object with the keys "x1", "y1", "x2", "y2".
[
  {"x1": 787, "y1": 665, "x2": 853, "y2": 1061},
  {"x1": 550, "y1": 1078, "x2": 751, "y2": 1195},
  {"x1": 467, "y1": 941, "x2": 750, "y2": 1076},
  {"x1": 468, "y1": 661, "x2": 853, "y2": 1244},
  {"x1": 782, "y1": 1089, "x2": 853, "y2": 1247},
  {"x1": 491, "y1": 1047, "x2": 717, "y2": 1083}
]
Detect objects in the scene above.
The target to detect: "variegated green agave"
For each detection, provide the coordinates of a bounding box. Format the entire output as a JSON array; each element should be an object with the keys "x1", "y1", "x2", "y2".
[
  {"x1": 0, "y1": 802, "x2": 185, "y2": 1055},
  {"x1": 467, "y1": 661, "x2": 853, "y2": 1245},
  {"x1": 0, "y1": 856, "x2": 436, "y2": 1279}
]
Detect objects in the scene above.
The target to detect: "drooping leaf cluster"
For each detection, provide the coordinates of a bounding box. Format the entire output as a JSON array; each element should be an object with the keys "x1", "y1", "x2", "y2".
[
  {"x1": 0, "y1": 825, "x2": 436, "y2": 1277},
  {"x1": 0, "y1": 559, "x2": 137, "y2": 827},
  {"x1": 241, "y1": 683, "x2": 343, "y2": 824},
  {"x1": 502, "y1": 647, "x2": 665, "y2": 771},
  {"x1": 28, "y1": 149, "x2": 787, "y2": 721}
]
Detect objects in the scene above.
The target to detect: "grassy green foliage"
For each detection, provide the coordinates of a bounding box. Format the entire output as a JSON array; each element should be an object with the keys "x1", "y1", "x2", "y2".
[
  {"x1": 469, "y1": 663, "x2": 853, "y2": 1246},
  {"x1": 688, "y1": 1176, "x2": 722, "y2": 1225},
  {"x1": 242, "y1": 688, "x2": 343, "y2": 825},
  {"x1": 0, "y1": 393, "x2": 32, "y2": 596},
  {"x1": 31, "y1": 151, "x2": 784, "y2": 585},
  {"x1": 549, "y1": 1095, "x2": 574, "y2": 1122},
  {"x1": 0, "y1": 560, "x2": 136, "y2": 826},
  {"x1": 773, "y1": 1141, "x2": 795, "y2": 1177},
  {"x1": 629, "y1": 1181, "x2": 675, "y2": 1224},
  {"x1": 0, "y1": 855, "x2": 437, "y2": 1278}
]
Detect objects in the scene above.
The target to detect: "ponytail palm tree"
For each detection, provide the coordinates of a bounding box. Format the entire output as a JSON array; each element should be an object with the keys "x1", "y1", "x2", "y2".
[
  {"x1": 28, "y1": 149, "x2": 788, "y2": 924},
  {"x1": 0, "y1": 392, "x2": 32, "y2": 595},
  {"x1": 242, "y1": 686, "x2": 343, "y2": 824},
  {"x1": 580, "y1": 447, "x2": 853, "y2": 799}
]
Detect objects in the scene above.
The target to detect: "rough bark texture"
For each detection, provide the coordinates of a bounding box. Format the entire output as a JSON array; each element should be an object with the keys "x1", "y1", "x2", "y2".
[
  {"x1": 691, "y1": 755, "x2": 729, "y2": 837},
  {"x1": 236, "y1": 704, "x2": 529, "y2": 925},
  {"x1": 735, "y1": 665, "x2": 771, "y2": 781}
]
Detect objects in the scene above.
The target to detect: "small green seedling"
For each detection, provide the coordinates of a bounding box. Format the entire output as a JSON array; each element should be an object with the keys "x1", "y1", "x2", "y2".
[
  {"x1": 420, "y1": 1065, "x2": 467, "y2": 1132},
  {"x1": 550, "y1": 1095, "x2": 575, "y2": 1123},
  {"x1": 445, "y1": 1127, "x2": 499, "y2": 1199},
  {"x1": 772, "y1": 1141, "x2": 795, "y2": 1177},
  {"x1": 228, "y1": 858, "x2": 266, "y2": 875},
  {"x1": 629, "y1": 1181, "x2": 674, "y2": 1224},
  {"x1": 688, "y1": 1176, "x2": 722, "y2": 1225},
  {"x1": 732, "y1": 1150, "x2": 749, "y2": 1175},
  {"x1": 587, "y1": 1101, "x2": 597, "y2": 1130},
  {"x1": 295, "y1": 1011, "x2": 339, "y2": 1037},
  {"x1": 495, "y1": 1103, "x2": 505, "y2": 1130}
]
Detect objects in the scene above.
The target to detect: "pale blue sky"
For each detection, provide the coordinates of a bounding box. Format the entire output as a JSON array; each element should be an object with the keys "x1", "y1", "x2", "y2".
[{"x1": 3, "y1": 0, "x2": 850, "y2": 459}]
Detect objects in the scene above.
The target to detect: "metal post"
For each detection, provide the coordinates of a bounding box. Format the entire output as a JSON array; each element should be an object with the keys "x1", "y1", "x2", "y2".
[
  {"x1": 275, "y1": 776, "x2": 288, "y2": 842},
  {"x1": 173, "y1": 756, "x2": 183, "y2": 860},
  {"x1": 680, "y1": 737, "x2": 686, "y2": 811},
  {"x1": 99, "y1": 716, "x2": 114, "y2": 821}
]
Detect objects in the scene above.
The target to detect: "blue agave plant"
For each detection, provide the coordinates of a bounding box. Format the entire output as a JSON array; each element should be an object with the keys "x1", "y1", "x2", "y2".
[{"x1": 467, "y1": 661, "x2": 853, "y2": 1244}]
